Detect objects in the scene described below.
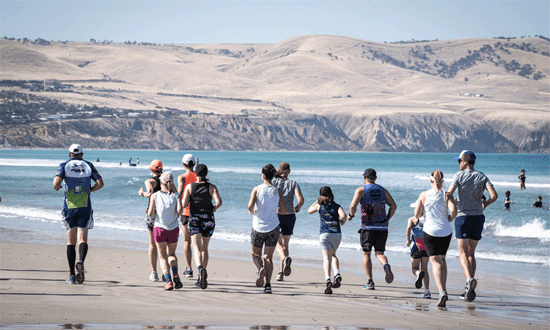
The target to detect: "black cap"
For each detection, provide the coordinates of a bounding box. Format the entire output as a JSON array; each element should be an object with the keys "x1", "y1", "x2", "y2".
[
  {"x1": 195, "y1": 164, "x2": 208, "y2": 177},
  {"x1": 363, "y1": 168, "x2": 377, "y2": 180}
]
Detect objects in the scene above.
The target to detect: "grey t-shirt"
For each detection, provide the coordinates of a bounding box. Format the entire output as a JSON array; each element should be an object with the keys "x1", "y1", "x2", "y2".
[
  {"x1": 272, "y1": 177, "x2": 300, "y2": 215},
  {"x1": 451, "y1": 169, "x2": 492, "y2": 216}
]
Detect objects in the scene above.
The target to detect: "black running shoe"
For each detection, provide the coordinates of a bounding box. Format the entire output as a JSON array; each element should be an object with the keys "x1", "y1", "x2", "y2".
[
  {"x1": 332, "y1": 274, "x2": 342, "y2": 289},
  {"x1": 173, "y1": 275, "x2": 183, "y2": 289},
  {"x1": 75, "y1": 261, "x2": 85, "y2": 284},
  {"x1": 415, "y1": 270, "x2": 425, "y2": 289},
  {"x1": 325, "y1": 280, "x2": 333, "y2": 294}
]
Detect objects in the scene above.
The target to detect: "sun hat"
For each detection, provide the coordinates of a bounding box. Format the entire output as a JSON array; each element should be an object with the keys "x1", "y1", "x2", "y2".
[
  {"x1": 150, "y1": 159, "x2": 163, "y2": 171},
  {"x1": 160, "y1": 172, "x2": 173, "y2": 183},
  {"x1": 182, "y1": 154, "x2": 196, "y2": 165},
  {"x1": 69, "y1": 144, "x2": 83, "y2": 153},
  {"x1": 453, "y1": 150, "x2": 476, "y2": 161}
]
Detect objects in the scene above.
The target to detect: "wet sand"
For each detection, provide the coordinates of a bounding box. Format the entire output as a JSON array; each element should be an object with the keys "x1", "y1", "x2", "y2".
[{"x1": 0, "y1": 240, "x2": 548, "y2": 329}]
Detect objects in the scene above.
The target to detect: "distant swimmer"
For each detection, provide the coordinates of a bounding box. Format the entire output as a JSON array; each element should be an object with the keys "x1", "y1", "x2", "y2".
[
  {"x1": 446, "y1": 150, "x2": 497, "y2": 302},
  {"x1": 138, "y1": 160, "x2": 165, "y2": 282},
  {"x1": 129, "y1": 157, "x2": 136, "y2": 167},
  {"x1": 248, "y1": 164, "x2": 287, "y2": 294},
  {"x1": 307, "y1": 186, "x2": 347, "y2": 294},
  {"x1": 532, "y1": 196, "x2": 543, "y2": 208},
  {"x1": 411, "y1": 170, "x2": 457, "y2": 308},
  {"x1": 272, "y1": 162, "x2": 304, "y2": 282},
  {"x1": 348, "y1": 168, "x2": 397, "y2": 290},
  {"x1": 96, "y1": 158, "x2": 100, "y2": 162},
  {"x1": 147, "y1": 172, "x2": 183, "y2": 290},
  {"x1": 518, "y1": 170, "x2": 526, "y2": 190},
  {"x1": 504, "y1": 191, "x2": 514, "y2": 210},
  {"x1": 137, "y1": 158, "x2": 140, "y2": 165},
  {"x1": 182, "y1": 164, "x2": 222, "y2": 290},
  {"x1": 53, "y1": 144, "x2": 104, "y2": 285}
]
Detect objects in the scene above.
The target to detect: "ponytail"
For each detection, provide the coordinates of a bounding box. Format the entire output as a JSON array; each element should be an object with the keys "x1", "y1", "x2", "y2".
[{"x1": 431, "y1": 170, "x2": 444, "y2": 190}]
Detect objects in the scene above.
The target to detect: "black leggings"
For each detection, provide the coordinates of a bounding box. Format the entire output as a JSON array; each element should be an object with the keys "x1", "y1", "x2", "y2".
[{"x1": 423, "y1": 232, "x2": 452, "y2": 256}]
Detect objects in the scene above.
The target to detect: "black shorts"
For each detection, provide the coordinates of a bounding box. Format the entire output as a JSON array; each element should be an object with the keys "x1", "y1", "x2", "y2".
[
  {"x1": 359, "y1": 230, "x2": 388, "y2": 252},
  {"x1": 189, "y1": 214, "x2": 215, "y2": 238},
  {"x1": 180, "y1": 215, "x2": 190, "y2": 226},
  {"x1": 145, "y1": 215, "x2": 155, "y2": 232},
  {"x1": 411, "y1": 250, "x2": 429, "y2": 259},
  {"x1": 423, "y1": 232, "x2": 452, "y2": 257},
  {"x1": 278, "y1": 214, "x2": 296, "y2": 236},
  {"x1": 251, "y1": 226, "x2": 280, "y2": 248}
]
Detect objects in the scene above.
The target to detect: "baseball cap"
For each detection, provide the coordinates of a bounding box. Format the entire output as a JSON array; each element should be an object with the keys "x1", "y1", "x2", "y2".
[
  {"x1": 195, "y1": 164, "x2": 208, "y2": 177},
  {"x1": 363, "y1": 168, "x2": 377, "y2": 179},
  {"x1": 150, "y1": 159, "x2": 163, "y2": 171},
  {"x1": 182, "y1": 154, "x2": 196, "y2": 165},
  {"x1": 453, "y1": 150, "x2": 476, "y2": 161},
  {"x1": 160, "y1": 172, "x2": 173, "y2": 183},
  {"x1": 69, "y1": 144, "x2": 83, "y2": 154}
]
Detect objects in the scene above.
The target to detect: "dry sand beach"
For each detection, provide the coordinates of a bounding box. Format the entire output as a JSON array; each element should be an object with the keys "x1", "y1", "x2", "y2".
[{"x1": 1, "y1": 238, "x2": 548, "y2": 330}]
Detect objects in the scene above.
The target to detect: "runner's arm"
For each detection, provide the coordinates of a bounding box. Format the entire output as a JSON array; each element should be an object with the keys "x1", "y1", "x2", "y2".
[
  {"x1": 147, "y1": 193, "x2": 157, "y2": 217},
  {"x1": 53, "y1": 176, "x2": 63, "y2": 191},
  {"x1": 140, "y1": 178, "x2": 156, "y2": 198},
  {"x1": 278, "y1": 189, "x2": 287, "y2": 215},
  {"x1": 483, "y1": 184, "x2": 498, "y2": 209},
  {"x1": 248, "y1": 186, "x2": 258, "y2": 214},
  {"x1": 177, "y1": 175, "x2": 185, "y2": 196},
  {"x1": 176, "y1": 194, "x2": 183, "y2": 216},
  {"x1": 338, "y1": 206, "x2": 348, "y2": 225},
  {"x1": 210, "y1": 184, "x2": 223, "y2": 212},
  {"x1": 348, "y1": 186, "x2": 364, "y2": 220},
  {"x1": 295, "y1": 188, "x2": 305, "y2": 213},
  {"x1": 307, "y1": 201, "x2": 319, "y2": 214},
  {"x1": 90, "y1": 178, "x2": 104, "y2": 192},
  {"x1": 406, "y1": 217, "x2": 418, "y2": 246},
  {"x1": 445, "y1": 185, "x2": 456, "y2": 203},
  {"x1": 182, "y1": 185, "x2": 192, "y2": 209},
  {"x1": 385, "y1": 188, "x2": 397, "y2": 221}
]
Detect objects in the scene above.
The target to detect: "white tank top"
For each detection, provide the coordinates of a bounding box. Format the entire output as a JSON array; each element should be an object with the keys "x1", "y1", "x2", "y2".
[
  {"x1": 252, "y1": 184, "x2": 280, "y2": 233},
  {"x1": 422, "y1": 189, "x2": 452, "y2": 237},
  {"x1": 154, "y1": 191, "x2": 180, "y2": 230}
]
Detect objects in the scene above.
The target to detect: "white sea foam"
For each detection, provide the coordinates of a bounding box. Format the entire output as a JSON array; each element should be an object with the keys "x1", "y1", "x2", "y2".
[{"x1": 486, "y1": 218, "x2": 550, "y2": 243}]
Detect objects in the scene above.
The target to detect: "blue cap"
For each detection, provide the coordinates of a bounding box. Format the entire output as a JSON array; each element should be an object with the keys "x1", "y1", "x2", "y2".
[{"x1": 454, "y1": 150, "x2": 476, "y2": 161}]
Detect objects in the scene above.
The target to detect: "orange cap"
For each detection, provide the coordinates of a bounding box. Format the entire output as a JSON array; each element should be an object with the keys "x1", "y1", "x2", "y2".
[{"x1": 150, "y1": 159, "x2": 163, "y2": 171}]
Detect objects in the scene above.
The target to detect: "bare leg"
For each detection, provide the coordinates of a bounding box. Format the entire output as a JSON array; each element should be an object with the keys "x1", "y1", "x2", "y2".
[
  {"x1": 181, "y1": 225, "x2": 192, "y2": 269},
  {"x1": 362, "y1": 251, "x2": 373, "y2": 280},
  {"x1": 156, "y1": 241, "x2": 169, "y2": 278},
  {"x1": 263, "y1": 245, "x2": 277, "y2": 285},
  {"x1": 375, "y1": 251, "x2": 388, "y2": 266},
  {"x1": 251, "y1": 245, "x2": 264, "y2": 271},
  {"x1": 276, "y1": 234, "x2": 291, "y2": 273},
  {"x1": 331, "y1": 254, "x2": 339, "y2": 275},
  {"x1": 421, "y1": 256, "x2": 430, "y2": 289},
  {"x1": 201, "y1": 236, "x2": 211, "y2": 269},
  {"x1": 166, "y1": 242, "x2": 178, "y2": 271},
  {"x1": 148, "y1": 230, "x2": 158, "y2": 272},
  {"x1": 322, "y1": 249, "x2": 332, "y2": 279},
  {"x1": 430, "y1": 255, "x2": 447, "y2": 292},
  {"x1": 191, "y1": 234, "x2": 203, "y2": 268},
  {"x1": 457, "y1": 238, "x2": 479, "y2": 279},
  {"x1": 411, "y1": 258, "x2": 421, "y2": 276}
]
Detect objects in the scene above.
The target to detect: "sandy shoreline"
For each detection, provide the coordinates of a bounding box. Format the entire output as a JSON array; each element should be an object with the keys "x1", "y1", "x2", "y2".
[{"x1": 0, "y1": 240, "x2": 548, "y2": 329}]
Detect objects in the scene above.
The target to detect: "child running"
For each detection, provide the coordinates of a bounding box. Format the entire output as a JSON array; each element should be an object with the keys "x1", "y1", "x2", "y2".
[
  {"x1": 307, "y1": 186, "x2": 347, "y2": 294},
  {"x1": 406, "y1": 215, "x2": 431, "y2": 299},
  {"x1": 248, "y1": 164, "x2": 287, "y2": 294},
  {"x1": 182, "y1": 164, "x2": 222, "y2": 290},
  {"x1": 147, "y1": 172, "x2": 183, "y2": 290}
]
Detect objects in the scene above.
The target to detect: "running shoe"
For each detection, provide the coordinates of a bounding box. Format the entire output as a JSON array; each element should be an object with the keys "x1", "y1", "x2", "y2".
[
  {"x1": 332, "y1": 274, "x2": 342, "y2": 289},
  {"x1": 256, "y1": 267, "x2": 266, "y2": 287},
  {"x1": 195, "y1": 278, "x2": 200, "y2": 287},
  {"x1": 437, "y1": 292, "x2": 448, "y2": 308},
  {"x1": 423, "y1": 291, "x2": 431, "y2": 299},
  {"x1": 264, "y1": 285, "x2": 272, "y2": 294},
  {"x1": 383, "y1": 264, "x2": 394, "y2": 284},
  {"x1": 364, "y1": 280, "x2": 375, "y2": 290},
  {"x1": 283, "y1": 257, "x2": 292, "y2": 276},
  {"x1": 415, "y1": 270, "x2": 425, "y2": 289},
  {"x1": 466, "y1": 278, "x2": 477, "y2": 302},
  {"x1": 276, "y1": 272, "x2": 284, "y2": 281},
  {"x1": 163, "y1": 281, "x2": 174, "y2": 291},
  {"x1": 149, "y1": 272, "x2": 160, "y2": 282},
  {"x1": 75, "y1": 261, "x2": 85, "y2": 284},
  {"x1": 183, "y1": 268, "x2": 193, "y2": 278},
  {"x1": 199, "y1": 267, "x2": 208, "y2": 290},
  {"x1": 173, "y1": 275, "x2": 183, "y2": 289},
  {"x1": 460, "y1": 292, "x2": 466, "y2": 300},
  {"x1": 66, "y1": 275, "x2": 76, "y2": 285},
  {"x1": 324, "y1": 280, "x2": 333, "y2": 294}
]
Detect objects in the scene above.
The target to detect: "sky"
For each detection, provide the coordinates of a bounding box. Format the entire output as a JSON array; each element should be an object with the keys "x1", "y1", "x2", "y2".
[{"x1": 1, "y1": 0, "x2": 549, "y2": 45}]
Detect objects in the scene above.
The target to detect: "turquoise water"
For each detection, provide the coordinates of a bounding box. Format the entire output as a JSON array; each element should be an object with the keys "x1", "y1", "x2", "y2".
[{"x1": 0, "y1": 149, "x2": 549, "y2": 282}]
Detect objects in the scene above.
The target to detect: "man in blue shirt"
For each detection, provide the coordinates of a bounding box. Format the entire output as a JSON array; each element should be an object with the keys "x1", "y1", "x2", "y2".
[
  {"x1": 349, "y1": 168, "x2": 397, "y2": 290},
  {"x1": 53, "y1": 144, "x2": 104, "y2": 285}
]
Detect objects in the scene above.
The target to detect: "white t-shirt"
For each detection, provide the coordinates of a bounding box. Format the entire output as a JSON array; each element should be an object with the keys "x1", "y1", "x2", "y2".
[
  {"x1": 423, "y1": 189, "x2": 452, "y2": 237},
  {"x1": 153, "y1": 191, "x2": 180, "y2": 230},
  {"x1": 252, "y1": 184, "x2": 280, "y2": 233}
]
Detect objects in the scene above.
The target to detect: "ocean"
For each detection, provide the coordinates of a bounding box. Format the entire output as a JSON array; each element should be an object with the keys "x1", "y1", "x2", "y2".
[{"x1": 1, "y1": 149, "x2": 548, "y2": 284}]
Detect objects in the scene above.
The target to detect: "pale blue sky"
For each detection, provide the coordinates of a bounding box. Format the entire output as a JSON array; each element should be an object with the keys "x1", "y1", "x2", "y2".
[{"x1": 1, "y1": 1, "x2": 548, "y2": 44}]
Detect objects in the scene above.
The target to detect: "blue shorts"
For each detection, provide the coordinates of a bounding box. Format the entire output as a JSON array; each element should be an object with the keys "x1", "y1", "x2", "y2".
[
  {"x1": 62, "y1": 208, "x2": 93, "y2": 229},
  {"x1": 189, "y1": 214, "x2": 215, "y2": 238},
  {"x1": 278, "y1": 214, "x2": 296, "y2": 236},
  {"x1": 455, "y1": 215, "x2": 485, "y2": 240}
]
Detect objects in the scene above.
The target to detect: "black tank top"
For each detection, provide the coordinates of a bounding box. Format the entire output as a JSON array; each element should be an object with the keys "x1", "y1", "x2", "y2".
[
  {"x1": 152, "y1": 175, "x2": 161, "y2": 193},
  {"x1": 190, "y1": 182, "x2": 213, "y2": 215}
]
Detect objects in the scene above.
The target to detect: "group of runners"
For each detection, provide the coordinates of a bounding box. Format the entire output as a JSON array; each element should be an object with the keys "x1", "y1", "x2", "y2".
[{"x1": 54, "y1": 145, "x2": 501, "y2": 308}]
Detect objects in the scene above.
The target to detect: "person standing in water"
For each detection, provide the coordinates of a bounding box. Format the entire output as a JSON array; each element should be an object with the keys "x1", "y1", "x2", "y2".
[
  {"x1": 138, "y1": 160, "x2": 165, "y2": 282},
  {"x1": 349, "y1": 168, "x2": 397, "y2": 290},
  {"x1": 147, "y1": 172, "x2": 183, "y2": 290},
  {"x1": 272, "y1": 162, "x2": 304, "y2": 282},
  {"x1": 308, "y1": 186, "x2": 347, "y2": 294},
  {"x1": 248, "y1": 164, "x2": 287, "y2": 294},
  {"x1": 53, "y1": 144, "x2": 104, "y2": 285},
  {"x1": 518, "y1": 170, "x2": 526, "y2": 190},
  {"x1": 177, "y1": 154, "x2": 197, "y2": 278},
  {"x1": 182, "y1": 164, "x2": 223, "y2": 290},
  {"x1": 504, "y1": 191, "x2": 513, "y2": 210}
]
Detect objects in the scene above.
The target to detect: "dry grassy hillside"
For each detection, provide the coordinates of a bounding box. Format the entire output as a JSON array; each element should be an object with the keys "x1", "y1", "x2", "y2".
[{"x1": 1, "y1": 35, "x2": 548, "y2": 152}]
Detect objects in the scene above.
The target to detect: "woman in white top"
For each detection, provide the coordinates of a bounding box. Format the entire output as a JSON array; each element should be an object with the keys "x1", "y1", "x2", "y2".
[
  {"x1": 248, "y1": 164, "x2": 287, "y2": 294},
  {"x1": 411, "y1": 170, "x2": 457, "y2": 308},
  {"x1": 147, "y1": 172, "x2": 183, "y2": 291}
]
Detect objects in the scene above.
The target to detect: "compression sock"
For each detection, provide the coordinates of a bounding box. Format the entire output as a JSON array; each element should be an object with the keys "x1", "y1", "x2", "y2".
[
  {"x1": 78, "y1": 242, "x2": 88, "y2": 263},
  {"x1": 171, "y1": 266, "x2": 179, "y2": 276},
  {"x1": 164, "y1": 273, "x2": 172, "y2": 283},
  {"x1": 67, "y1": 245, "x2": 76, "y2": 276}
]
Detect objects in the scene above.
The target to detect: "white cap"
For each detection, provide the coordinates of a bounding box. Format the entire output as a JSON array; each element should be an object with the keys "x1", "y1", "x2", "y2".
[
  {"x1": 182, "y1": 154, "x2": 196, "y2": 165},
  {"x1": 69, "y1": 144, "x2": 83, "y2": 153}
]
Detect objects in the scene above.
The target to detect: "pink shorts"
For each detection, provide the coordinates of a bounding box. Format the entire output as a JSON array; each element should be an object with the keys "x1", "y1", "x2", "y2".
[{"x1": 153, "y1": 227, "x2": 180, "y2": 243}]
